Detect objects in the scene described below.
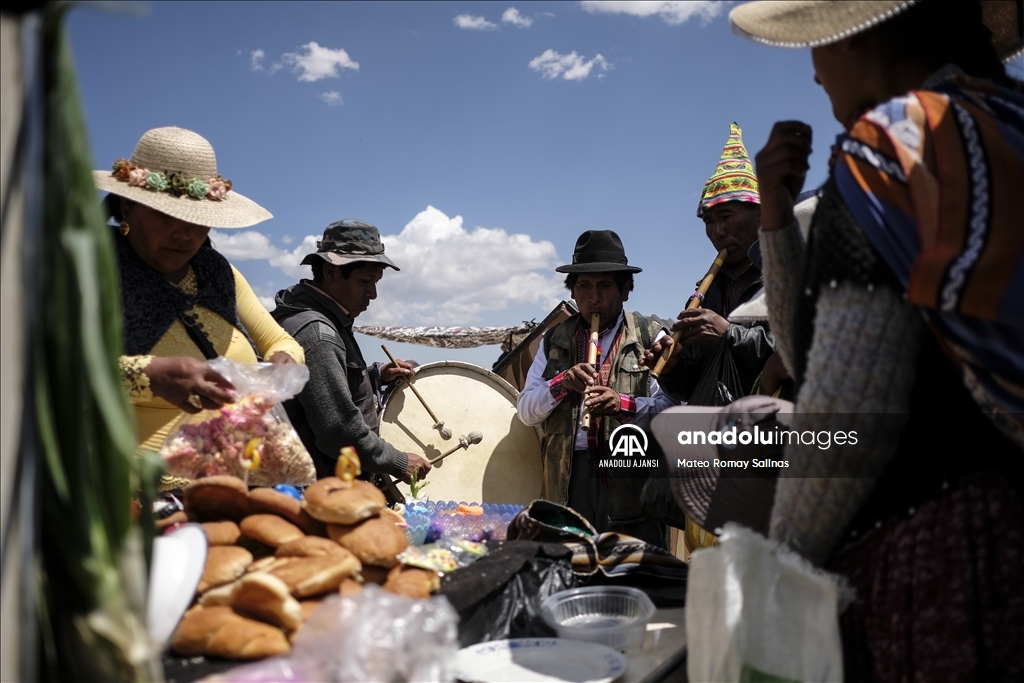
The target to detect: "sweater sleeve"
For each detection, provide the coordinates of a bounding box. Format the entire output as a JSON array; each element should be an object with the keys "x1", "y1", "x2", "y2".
[
  {"x1": 232, "y1": 266, "x2": 305, "y2": 364},
  {"x1": 293, "y1": 323, "x2": 408, "y2": 478},
  {"x1": 759, "y1": 220, "x2": 805, "y2": 378},
  {"x1": 768, "y1": 281, "x2": 924, "y2": 564}
]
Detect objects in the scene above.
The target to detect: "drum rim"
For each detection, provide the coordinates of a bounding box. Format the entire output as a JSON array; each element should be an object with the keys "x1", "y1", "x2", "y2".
[{"x1": 381, "y1": 360, "x2": 520, "y2": 415}]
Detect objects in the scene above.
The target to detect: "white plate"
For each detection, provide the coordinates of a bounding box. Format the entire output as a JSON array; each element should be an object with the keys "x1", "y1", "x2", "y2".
[
  {"x1": 455, "y1": 638, "x2": 628, "y2": 683},
  {"x1": 147, "y1": 523, "x2": 208, "y2": 647}
]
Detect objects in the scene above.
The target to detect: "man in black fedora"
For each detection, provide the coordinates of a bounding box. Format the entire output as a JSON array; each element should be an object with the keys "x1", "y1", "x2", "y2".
[
  {"x1": 272, "y1": 219, "x2": 432, "y2": 487},
  {"x1": 517, "y1": 230, "x2": 677, "y2": 546}
]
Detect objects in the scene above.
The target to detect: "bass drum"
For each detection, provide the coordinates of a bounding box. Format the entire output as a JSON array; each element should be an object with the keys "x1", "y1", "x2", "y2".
[{"x1": 379, "y1": 361, "x2": 542, "y2": 505}]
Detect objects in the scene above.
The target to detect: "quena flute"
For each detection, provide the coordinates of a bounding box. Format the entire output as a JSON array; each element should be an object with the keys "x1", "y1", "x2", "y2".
[
  {"x1": 580, "y1": 313, "x2": 600, "y2": 432},
  {"x1": 651, "y1": 248, "x2": 729, "y2": 378}
]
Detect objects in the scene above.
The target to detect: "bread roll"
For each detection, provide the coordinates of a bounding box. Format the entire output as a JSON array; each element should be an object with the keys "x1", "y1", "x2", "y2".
[
  {"x1": 231, "y1": 573, "x2": 303, "y2": 631},
  {"x1": 303, "y1": 477, "x2": 385, "y2": 525},
  {"x1": 171, "y1": 606, "x2": 291, "y2": 659},
  {"x1": 383, "y1": 566, "x2": 440, "y2": 600},
  {"x1": 276, "y1": 536, "x2": 349, "y2": 559},
  {"x1": 338, "y1": 578, "x2": 364, "y2": 596},
  {"x1": 202, "y1": 520, "x2": 241, "y2": 546},
  {"x1": 269, "y1": 555, "x2": 362, "y2": 598},
  {"x1": 327, "y1": 515, "x2": 408, "y2": 568},
  {"x1": 240, "y1": 514, "x2": 305, "y2": 548},
  {"x1": 198, "y1": 546, "x2": 253, "y2": 593},
  {"x1": 249, "y1": 487, "x2": 326, "y2": 536},
  {"x1": 183, "y1": 476, "x2": 250, "y2": 522}
]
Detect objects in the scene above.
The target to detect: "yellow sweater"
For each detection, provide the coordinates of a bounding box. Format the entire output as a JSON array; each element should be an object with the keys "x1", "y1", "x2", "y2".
[{"x1": 121, "y1": 265, "x2": 304, "y2": 453}]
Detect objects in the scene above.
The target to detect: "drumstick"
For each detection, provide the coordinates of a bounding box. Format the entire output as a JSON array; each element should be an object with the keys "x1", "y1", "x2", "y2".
[
  {"x1": 381, "y1": 344, "x2": 453, "y2": 440},
  {"x1": 428, "y1": 431, "x2": 483, "y2": 465},
  {"x1": 651, "y1": 248, "x2": 728, "y2": 378},
  {"x1": 580, "y1": 313, "x2": 600, "y2": 432}
]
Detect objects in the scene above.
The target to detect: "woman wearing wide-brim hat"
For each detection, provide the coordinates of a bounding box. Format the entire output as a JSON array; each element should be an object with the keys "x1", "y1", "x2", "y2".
[
  {"x1": 97, "y1": 127, "x2": 304, "y2": 464},
  {"x1": 728, "y1": 1, "x2": 1023, "y2": 680}
]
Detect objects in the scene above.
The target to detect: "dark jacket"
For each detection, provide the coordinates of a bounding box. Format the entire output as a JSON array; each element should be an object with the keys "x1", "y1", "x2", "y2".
[
  {"x1": 659, "y1": 260, "x2": 775, "y2": 403},
  {"x1": 271, "y1": 281, "x2": 407, "y2": 480}
]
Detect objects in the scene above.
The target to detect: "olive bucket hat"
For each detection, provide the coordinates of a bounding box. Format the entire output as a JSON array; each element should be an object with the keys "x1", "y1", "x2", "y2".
[{"x1": 300, "y1": 219, "x2": 400, "y2": 271}]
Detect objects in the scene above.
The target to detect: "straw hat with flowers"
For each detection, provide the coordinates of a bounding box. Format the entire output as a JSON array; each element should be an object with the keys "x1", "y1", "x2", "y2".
[{"x1": 93, "y1": 127, "x2": 272, "y2": 229}]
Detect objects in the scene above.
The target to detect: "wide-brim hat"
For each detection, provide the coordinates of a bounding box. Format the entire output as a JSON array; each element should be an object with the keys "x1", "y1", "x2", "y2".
[
  {"x1": 555, "y1": 229, "x2": 642, "y2": 274},
  {"x1": 93, "y1": 127, "x2": 272, "y2": 229},
  {"x1": 300, "y1": 218, "x2": 400, "y2": 271},
  {"x1": 730, "y1": 0, "x2": 1024, "y2": 62},
  {"x1": 651, "y1": 396, "x2": 794, "y2": 536}
]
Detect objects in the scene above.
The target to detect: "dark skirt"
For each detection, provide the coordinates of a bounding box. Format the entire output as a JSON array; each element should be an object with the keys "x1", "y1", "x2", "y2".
[{"x1": 827, "y1": 473, "x2": 1024, "y2": 682}]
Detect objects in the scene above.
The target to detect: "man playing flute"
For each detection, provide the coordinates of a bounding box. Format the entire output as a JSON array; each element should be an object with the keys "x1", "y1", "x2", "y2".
[
  {"x1": 517, "y1": 230, "x2": 676, "y2": 546},
  {"x1": 648, "y1": 123, "x2": 776, "y2": 402}
]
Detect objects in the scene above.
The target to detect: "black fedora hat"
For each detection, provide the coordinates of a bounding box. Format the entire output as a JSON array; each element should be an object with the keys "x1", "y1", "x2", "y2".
[{"x1": 555, "y1": 230, "x2": 642, "y2": 274}]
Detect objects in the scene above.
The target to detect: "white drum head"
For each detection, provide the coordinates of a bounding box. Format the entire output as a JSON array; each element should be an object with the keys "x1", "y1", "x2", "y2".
[{"x1": 380, "y1": 361, "x2": 542, "y2": 505}]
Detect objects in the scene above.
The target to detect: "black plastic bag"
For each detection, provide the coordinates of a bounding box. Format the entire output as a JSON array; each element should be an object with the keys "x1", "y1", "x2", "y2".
[
  {"x1": 689, "y1": 339, "x2": 743, "y2": 407},
  {"x1": 440, "y1": 541, "x2": 577, "y2": 647}
]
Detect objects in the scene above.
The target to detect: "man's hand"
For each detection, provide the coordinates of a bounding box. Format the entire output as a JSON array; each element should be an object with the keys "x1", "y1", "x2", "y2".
[
  {"x1": 147, "y1": 356, "x2": 236, "y2": 413},
  {"x1": 672, "y1": 308, "x2": 730, "y2": 347},
  {"x1": 381, "y1": 358, "x2": 416, "y2": 384},
  {"x1": 641, "y1": 336, "x2": 681, "y2": 373},
  {"x1": 584, "y1": 385, "x2": 621, "y2": 417},
  {"x1": 562, "y1": 362, "x2": 598, "y2": 394},
  {"x1": 755, "y1": 120, "x2": 813, "y2": 231},
  {"x1": 402, "y1": 451, "x2": 432, "y2": 483}
]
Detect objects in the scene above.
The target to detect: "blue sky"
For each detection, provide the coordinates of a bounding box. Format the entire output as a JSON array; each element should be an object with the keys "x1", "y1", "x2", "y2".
[{"x1": 69, "y1": 1, "x2": 845, "y2": 367}]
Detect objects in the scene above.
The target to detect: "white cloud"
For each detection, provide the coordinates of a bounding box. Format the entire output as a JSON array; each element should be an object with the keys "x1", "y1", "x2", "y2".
[
  {"x1": 256, "y1": 295, "x2": 276, "y2": 311},
  {"x1": 250, "y1": 49, "x2": 265, "y2": 71},
  {"x1": 210, "y1": 230, "x2": 317, "y2": 280},
  {"x1": 529, "y1": 49, "x2": 610, "y2": 81},
  {"x1": 580, "y1": 0, "x2": 726, "y2": 25},
  {"x1": 454, "y1": 14, "x2": 498, "y2": 30},
  {"x1": 320, "y1": 91, "x2": 344, "y2": 106},
  {"x1": 279, "y1": 42, "x2": 359, "y2": 82},
  {"x1": 281, "y1": 235, "x2": 293, "y2": 244},
  {"x1": 213, "y1": 207, "x2": 564, "y2": 325},
  {"x1": 502, "y1": 7, "x2": 533, "y2": 27}
]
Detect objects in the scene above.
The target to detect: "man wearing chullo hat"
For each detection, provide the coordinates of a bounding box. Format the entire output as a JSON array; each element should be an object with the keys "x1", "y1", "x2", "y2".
[
  {"x1": 272, "y1": 220, "x2": 432, "y2": 486},
  {"x1": 517, "y1": 230, "x2": 677, "y2": 546},
  {"x1": 648, "y1": 123, "x2": 775, "y2": 404}
]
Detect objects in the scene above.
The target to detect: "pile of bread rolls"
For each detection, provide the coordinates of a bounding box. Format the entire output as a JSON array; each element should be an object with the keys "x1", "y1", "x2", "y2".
[{"x1": 159, "y1": 475, "x2": 440, "y2": 660}]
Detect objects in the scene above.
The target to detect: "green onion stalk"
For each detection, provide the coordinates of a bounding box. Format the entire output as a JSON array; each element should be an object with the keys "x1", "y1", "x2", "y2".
[{"x1": 36, "y1": 4, "x2": 163, "y2": 681}]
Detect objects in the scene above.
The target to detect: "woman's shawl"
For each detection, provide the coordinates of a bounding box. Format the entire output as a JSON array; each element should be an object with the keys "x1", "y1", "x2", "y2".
[
  {"x1": 833, "y1": 74, "x2": 1024, "y2": 444},
  {"x1": 115, "y1": 232, "x2": 246, "y2": 356}
]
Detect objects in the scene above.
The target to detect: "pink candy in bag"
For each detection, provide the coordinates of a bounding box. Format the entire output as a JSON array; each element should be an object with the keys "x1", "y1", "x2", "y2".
[{"x1": 159, "y1": 358, "x2": 316, "y2": 487}]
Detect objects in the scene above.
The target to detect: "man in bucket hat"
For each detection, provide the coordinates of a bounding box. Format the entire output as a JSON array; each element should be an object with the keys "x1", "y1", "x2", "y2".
[
  {"x1": 517, "y1": 230, "x2": 677, "y2": 546},
  {"x1": 272, "y1": 219, "x2": 431, "y2": 486}
]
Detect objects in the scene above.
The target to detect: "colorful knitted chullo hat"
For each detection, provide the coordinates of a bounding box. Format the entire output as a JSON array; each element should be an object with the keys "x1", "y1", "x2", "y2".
[{"x1": 697, "y1": 122, "x2": 760, "y2": 217}]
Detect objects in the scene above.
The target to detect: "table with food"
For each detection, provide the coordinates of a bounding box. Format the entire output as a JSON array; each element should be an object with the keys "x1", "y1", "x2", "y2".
[{"x1": 145, "y1": 360, "x2": 690, "y2": 683}]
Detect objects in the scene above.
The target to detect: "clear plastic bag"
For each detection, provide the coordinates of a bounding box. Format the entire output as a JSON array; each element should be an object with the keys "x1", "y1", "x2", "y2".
[{"x1": 159, "y1": 358, "x2": 316, "y2": 487}]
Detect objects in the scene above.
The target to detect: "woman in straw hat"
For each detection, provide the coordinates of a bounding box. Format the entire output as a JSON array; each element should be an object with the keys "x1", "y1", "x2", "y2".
[
  {"x1": 728, "y1": 0, "x2": 1023, "y2": 679},
  {"x1": 96, "y1": 127, "x2": 304, "y2": 466}
]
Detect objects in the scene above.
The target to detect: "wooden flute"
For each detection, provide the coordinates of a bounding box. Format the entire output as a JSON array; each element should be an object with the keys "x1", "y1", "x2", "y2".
[
  {"x1": 580, "y1": 313, "x2": 600, "y2": 432},
  {"x1": 651, "y1": 248, "x2": 729, "y2": 379}
]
